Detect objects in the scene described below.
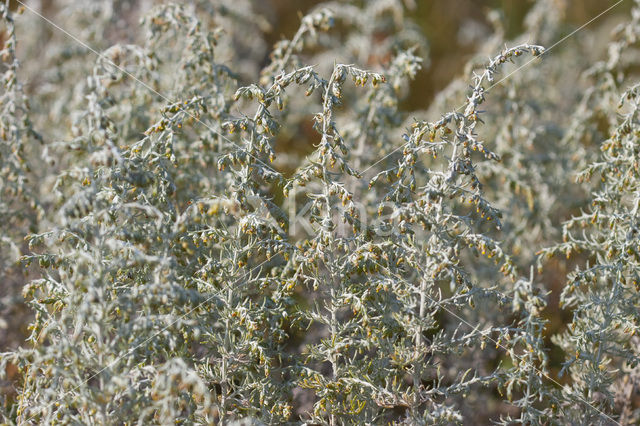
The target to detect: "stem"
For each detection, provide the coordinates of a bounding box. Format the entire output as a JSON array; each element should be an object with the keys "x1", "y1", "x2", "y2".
[{"x1": 413, "y1": 278, "x2": 428, "y2": 398}]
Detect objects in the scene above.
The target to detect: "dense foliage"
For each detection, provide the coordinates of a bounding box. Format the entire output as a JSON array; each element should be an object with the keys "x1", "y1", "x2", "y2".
[{"x1": 1, "y1": 0, "x2": 639, "y2": 424}]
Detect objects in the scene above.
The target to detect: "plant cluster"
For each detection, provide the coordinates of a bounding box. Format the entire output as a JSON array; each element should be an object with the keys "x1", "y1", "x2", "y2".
[{"x1": 0, "y1": 0, "x2": 639, "y2": 424}]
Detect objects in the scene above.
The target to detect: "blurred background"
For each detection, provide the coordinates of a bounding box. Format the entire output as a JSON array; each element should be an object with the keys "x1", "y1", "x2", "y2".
[
  {"x1": 259, "y1": 0, "x2": 630, "y2": 109},
  {"x1": 5, "y1": 0, "x2": 632, "y2": 113}
]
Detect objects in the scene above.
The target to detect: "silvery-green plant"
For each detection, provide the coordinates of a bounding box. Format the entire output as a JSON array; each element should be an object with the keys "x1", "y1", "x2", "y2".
[
  {"x1": 0, "y1": 1, "x2": 41, "y2": 361},
  {"x1": 1, "y1": 0, "x2": 640, "y2": 424},
  {"x1": 538, "y1": 81, "x2": 640, "y2": 424}
]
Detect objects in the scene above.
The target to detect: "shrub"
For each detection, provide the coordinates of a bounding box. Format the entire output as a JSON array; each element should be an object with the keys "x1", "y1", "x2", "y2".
[{"x1": 0, "y1": 0, "x2": 639, "y2": 424}]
